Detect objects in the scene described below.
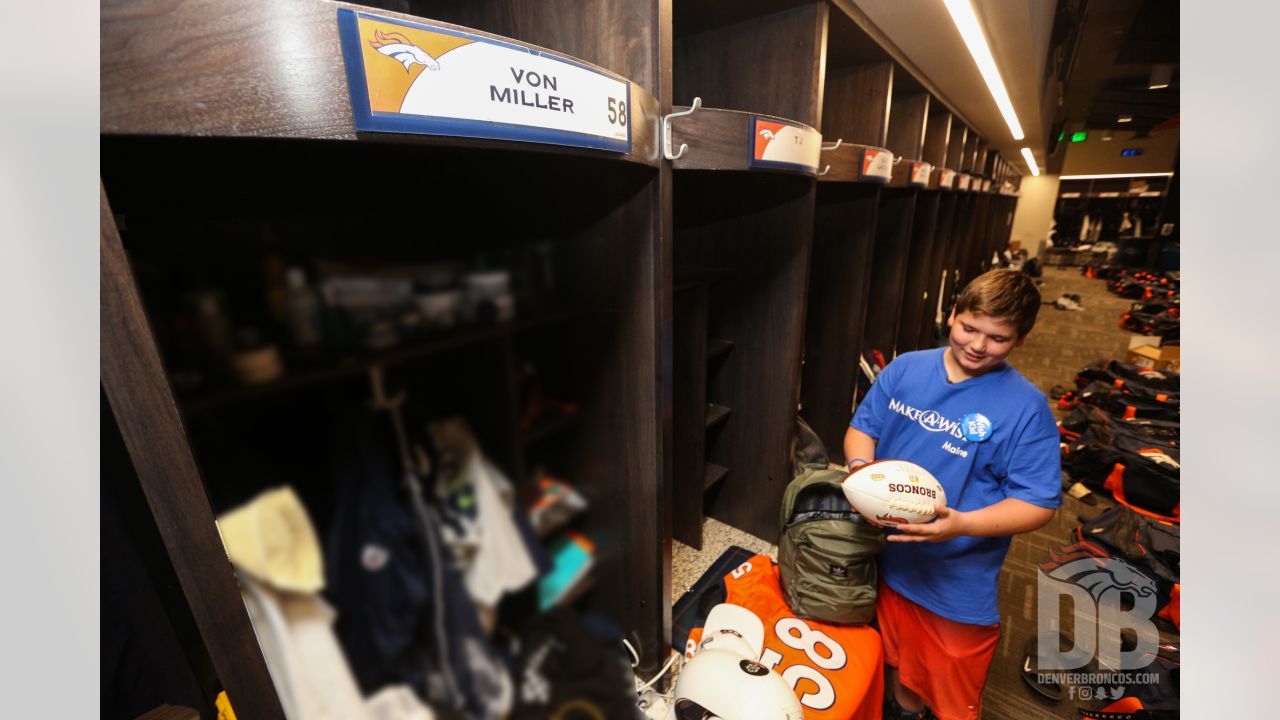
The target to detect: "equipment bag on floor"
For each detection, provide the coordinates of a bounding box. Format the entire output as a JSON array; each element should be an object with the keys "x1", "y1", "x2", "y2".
[
  {"x1": 1062, "y1": 425, "x2": 1179, "y2": 522},
  {"x1": 1120, "y1": 310, "x2": 1180, "y2": 342},
  {"x1": 778, "y1": 466, "x2": 885, "y2": 625},
  {"x1": 1074, "y1": 359, "x2": 1179, "y2": 394},
  {"x1": 1075, "y1": 381, "x2": 1180, "y2": 423},
  {"x1": 1060, "y1": 403, "x2": 1180, "y2": 444},
  {"x1": 1047, "y1": 505, "x2": 1180, "y2": 628}
]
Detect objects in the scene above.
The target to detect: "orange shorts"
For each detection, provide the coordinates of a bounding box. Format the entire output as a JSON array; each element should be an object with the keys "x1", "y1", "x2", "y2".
[{"x1": 877, "y1": 582, "x2": 1000, "y2": 720}]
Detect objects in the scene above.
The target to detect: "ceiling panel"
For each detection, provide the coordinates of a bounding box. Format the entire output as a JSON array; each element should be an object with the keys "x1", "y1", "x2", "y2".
[{"x1": 851, "y1": 0, "x2": 1057, "y2": 174}]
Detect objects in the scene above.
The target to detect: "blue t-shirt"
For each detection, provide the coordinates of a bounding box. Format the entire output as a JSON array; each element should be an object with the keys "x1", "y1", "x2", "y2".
[{"x1": 850, "y1": 348, "x2": 1061, "y2": 625}]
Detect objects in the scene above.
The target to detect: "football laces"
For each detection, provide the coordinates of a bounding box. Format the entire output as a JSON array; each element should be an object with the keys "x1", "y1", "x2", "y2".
[{"x1": 887, "y1": 498, "x2": 934, "y2": 516}]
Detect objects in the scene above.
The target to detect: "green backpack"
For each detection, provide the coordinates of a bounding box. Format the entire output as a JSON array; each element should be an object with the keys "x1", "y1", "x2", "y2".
[{"x1": 778, "y1": 464, "x2": 886, "y2": 625}]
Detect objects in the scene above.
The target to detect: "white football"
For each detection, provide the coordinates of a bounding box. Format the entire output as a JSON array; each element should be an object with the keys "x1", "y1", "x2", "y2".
[{"x1": 841, "y1": 459, "x2": 946, "y2": 525}]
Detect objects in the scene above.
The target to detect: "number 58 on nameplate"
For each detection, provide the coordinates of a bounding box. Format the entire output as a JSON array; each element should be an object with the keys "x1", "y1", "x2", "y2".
[{"x1": 337, "y1": 9, "x2": 632, "y2": 153}]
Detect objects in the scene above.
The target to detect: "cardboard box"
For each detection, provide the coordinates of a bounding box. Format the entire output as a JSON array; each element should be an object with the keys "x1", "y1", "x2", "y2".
[{"x1": 1126, "y1": 339, "x2": 1180, "y2": 372}]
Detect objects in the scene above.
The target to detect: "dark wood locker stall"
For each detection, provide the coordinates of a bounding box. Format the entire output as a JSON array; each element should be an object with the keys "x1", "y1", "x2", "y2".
[
  {"x1": 885, "y1": 76, "x2": 938, "y2": 358},
  {"x1": 798, "y1": 5, "x2": 896, "y2": 463},
  {"x1": 670, "y1": 1, "x2": 826, "y2": 543},
  {"x1": 843, "y1": 45, "x2": 913, "y2": 369},
  {"x1": 101, "y1": 0, "x2": 676, "y2": 711},
  {"x1": 921, "y1": 192, "x2": 960, "y2": 347},
  {"x1": 914, "y1": 104, "x2": 954, "y2": 349}
]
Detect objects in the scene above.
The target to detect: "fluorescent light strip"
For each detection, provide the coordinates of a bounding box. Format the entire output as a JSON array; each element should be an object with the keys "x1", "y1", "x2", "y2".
[
  {"x1": 942, "y1": 0, "x2": 1025, "y2": 140},
  {"x1": 1060, "y1": 172, "x2": 1175, "y2": 180},
  {"x1": 1020, "y1": 147, "x2": 1040, "y2": 177}
]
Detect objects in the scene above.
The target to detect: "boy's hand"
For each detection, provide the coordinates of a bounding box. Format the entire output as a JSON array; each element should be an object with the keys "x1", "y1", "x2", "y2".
[{"x1": 886, "y1": 502, "x2": 970, "y2": 543}]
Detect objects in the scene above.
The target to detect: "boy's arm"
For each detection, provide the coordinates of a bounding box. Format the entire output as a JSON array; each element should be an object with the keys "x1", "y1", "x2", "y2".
[
  {"x1": 887, "y1": 498, "x2": 1055, "y2": 543},
  {"x1": 843, "y1": 425, "x2": 877, "y2": 471}
]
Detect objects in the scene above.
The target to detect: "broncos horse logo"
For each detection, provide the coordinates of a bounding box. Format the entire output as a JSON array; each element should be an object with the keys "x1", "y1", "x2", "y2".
[
  {"x1": 1046, "y1": 556, "x2": 1157, "y2": 604},
  {"x1": 370, "y1": 29, "x2": 441, "y2": 71}
]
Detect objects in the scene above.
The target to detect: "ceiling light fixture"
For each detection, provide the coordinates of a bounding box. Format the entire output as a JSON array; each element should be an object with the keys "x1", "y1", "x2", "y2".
[
  {"x1": 1060, "y1": 172, "x2": 1174, "y2": 180},
  {"x1": 1020, "y1": 147, "x2": 1040, "y2": 177},
  {"x1": 942, "y1": 0, "x2": 1025, "y2": 140},
  {"x1": 1117, "y1": 115, "x2": 1133, "y2": 123},
  {"x1": 1148, "y1": 64, "x2": 1172, "y2": 90}
]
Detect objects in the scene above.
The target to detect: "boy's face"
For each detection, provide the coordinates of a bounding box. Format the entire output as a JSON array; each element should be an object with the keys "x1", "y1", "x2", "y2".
[{"x1": 946, "y1": 309, "x2": 1024, "y2": 375}]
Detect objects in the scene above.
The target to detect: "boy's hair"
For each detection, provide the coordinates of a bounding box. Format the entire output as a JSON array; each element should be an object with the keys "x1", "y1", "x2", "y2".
[{"x1": 955, "y1": 269, "x2": 1042, "y2": 337}]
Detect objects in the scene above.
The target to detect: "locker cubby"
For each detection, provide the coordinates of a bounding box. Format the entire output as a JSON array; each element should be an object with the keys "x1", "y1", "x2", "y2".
[
  {"x1": 670, "y1": 1, "x2": 824, "y2": 542},
  {"x1": 797, "y1": 5, "x2": 895, "y2": 455},
  {"x1": 101, "y1": 0, "x2": 675, "y2": 707}
]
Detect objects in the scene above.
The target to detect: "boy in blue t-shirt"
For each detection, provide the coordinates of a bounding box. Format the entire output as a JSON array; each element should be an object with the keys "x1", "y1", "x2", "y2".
[{"x1": 844, "y1": 269, "x2": 1061, "y2": 720}]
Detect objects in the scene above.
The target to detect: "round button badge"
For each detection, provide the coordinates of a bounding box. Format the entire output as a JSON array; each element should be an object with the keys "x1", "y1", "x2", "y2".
[{"x1": 961, "y1": 413, "x2": 993, "y2": 442}]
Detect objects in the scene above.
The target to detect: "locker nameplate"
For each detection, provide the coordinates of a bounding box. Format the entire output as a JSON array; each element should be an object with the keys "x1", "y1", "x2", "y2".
[
  {"x1": 860, "y1": 148, "x2": 893, "y2": 182},
  {"x1": 338, "y1": 9, "x2": 632, "y2": 153},
  {"x1": 748, "y1": 117, "x2": 821, "y2": 173},
  {"x1": 910, "y1": 162, "x2": 932, "y2": 187}
]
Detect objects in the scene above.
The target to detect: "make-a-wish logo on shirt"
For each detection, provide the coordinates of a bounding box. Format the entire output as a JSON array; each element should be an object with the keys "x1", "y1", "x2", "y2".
[{"x1": 887, "y1": 398, "x2": 964, "y2": 440}]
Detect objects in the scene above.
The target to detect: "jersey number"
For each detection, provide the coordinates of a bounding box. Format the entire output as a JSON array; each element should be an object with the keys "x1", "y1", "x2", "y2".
[{"x1": 759, "y1": 618, "x2": 847, "y2": 711}]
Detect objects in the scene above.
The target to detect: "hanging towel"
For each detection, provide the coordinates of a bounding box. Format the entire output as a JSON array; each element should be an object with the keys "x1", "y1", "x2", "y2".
[
  {"x1": 216, "y1": 486, "x2": 324, "y2": 594},
  {"x1": 458, "y1": 452, "x2": 539, "y2": 607}
]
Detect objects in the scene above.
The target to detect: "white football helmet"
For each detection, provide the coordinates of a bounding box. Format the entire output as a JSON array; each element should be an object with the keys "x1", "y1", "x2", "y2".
[{"x1": 664, "y1": 649, "x2": 803, "y2": 720}]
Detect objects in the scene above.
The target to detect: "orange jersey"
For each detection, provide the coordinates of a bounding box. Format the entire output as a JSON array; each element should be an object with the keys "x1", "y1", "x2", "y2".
[{"x1": 685, "y1": 554, "x2": 884, "y2": 720}]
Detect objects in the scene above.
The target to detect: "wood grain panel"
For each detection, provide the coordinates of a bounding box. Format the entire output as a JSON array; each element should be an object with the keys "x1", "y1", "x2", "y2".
[
  {"x1": 674, "y1": 3, "x2": 828, "y2": 128},
  {"x1": 945, "y1": 123, "x2": 967, "y2": 171},
  {"x1": 675, "y1": 172, "x2": 816, "y2": 541},
  {"x1": 670, "y1": 107, "x2": 818, "y2": 175},
  {"x1": 100, "y1": 184, "x2": 286, "y2": 720},
  {"x1": 918, "y1": 192, "x2": 958, "y2": 348},
  {"x1": 895, "y1": 191, "x2": 940, "y2": 354},
  {"x1": 961, "y1": 130, "x2": 979, "y2": 173},
  {"x1": 445, "y1": 0, "x2": 659, "y2": 91},
  {"x1": 558, "y1": 173, "x2": 669, "y2": 678},
  {"x1": 822, "y1": 62, "x2": 893, "y2": 147},
  {"x1": 672, "y1": 283, "x2": 708, "y2": 548},
  {"x1": 960, "y1": 193, "x2": 991, "y2": 283},
  {"x1": 922, "y1": 108, "x2": 951, "y2": 168},
  {"x1": 886, "y1": 93, "x2": 928, "y2": 160},
  {"x1": 945, "y1": 193, "x2": 975, "y2": 300},
  {"x1": 861, "y1": 189, "x2": 916, "y2": 362},
  {"x1": 816, "y1": 143, "x2": 885, "y2": 183},
  {"x1": 800, "y1": 183, "x2": 880, "y2": 454},
  {"x1": 101, "y1": 0, "x2": 661, "y2": 166}
]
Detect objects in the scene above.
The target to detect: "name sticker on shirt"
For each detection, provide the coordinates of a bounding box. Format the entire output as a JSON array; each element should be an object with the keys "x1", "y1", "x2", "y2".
[{"x1": 961, "y1": 413, "x2": 993, "y2": 442}]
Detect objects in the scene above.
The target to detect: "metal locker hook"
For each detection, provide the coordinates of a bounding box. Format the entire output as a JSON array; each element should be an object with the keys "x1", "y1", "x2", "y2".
[{"x1": 662, "y1": 97, "x2": 702, "y2": 161}]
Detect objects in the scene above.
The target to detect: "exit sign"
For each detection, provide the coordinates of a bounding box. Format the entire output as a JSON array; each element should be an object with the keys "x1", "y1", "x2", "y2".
[{"x1": 1121, "y1": 148, "x2": 1145, "y2": 157}]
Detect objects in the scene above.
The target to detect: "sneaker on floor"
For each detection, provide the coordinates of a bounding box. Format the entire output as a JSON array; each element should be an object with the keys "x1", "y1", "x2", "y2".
[
  {"x1": 1066, "y1": 481, "x2": 1098, "y2": 505},
  {"x1": 1020, "y1": 637, "x2": 1064, "y2": 703}
]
